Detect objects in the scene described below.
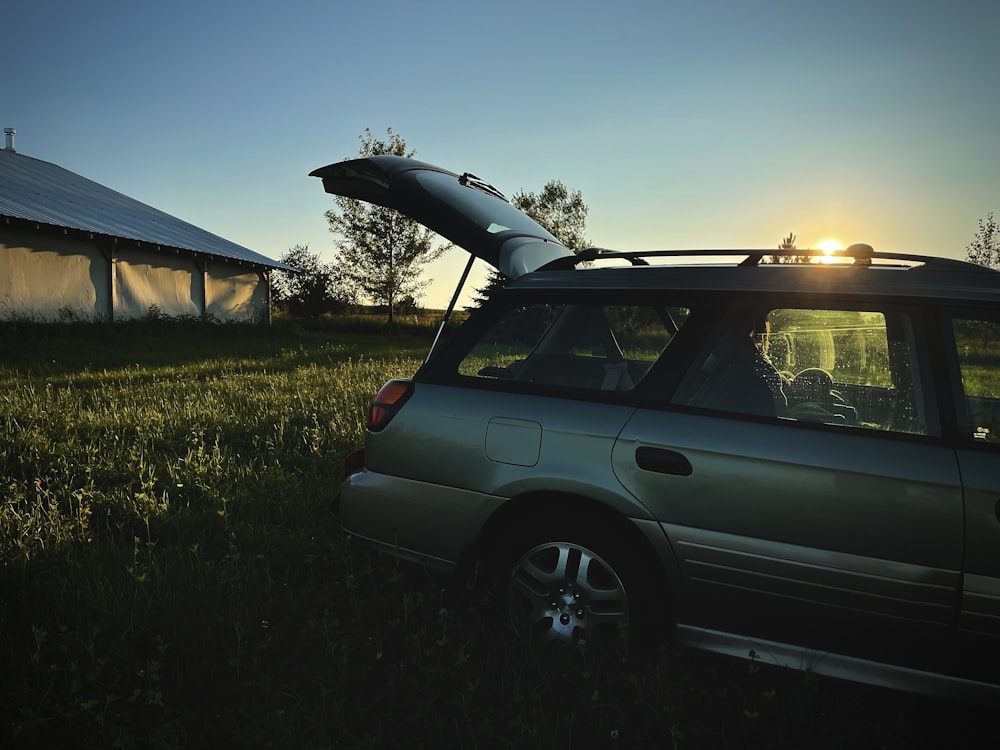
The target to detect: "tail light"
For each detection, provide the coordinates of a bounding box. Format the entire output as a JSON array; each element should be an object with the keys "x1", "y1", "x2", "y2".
[{"x1": 367, "y1": 379, "x2": 414, "y2": 432}]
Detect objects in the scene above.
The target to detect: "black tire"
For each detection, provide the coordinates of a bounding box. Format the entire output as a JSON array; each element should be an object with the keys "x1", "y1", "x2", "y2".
[{"x1": 491, "y1": 514, "x2": 662, "y2": 651}]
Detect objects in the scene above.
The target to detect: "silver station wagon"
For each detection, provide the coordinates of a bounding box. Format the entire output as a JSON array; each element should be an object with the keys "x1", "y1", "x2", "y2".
[{"x1": 311, "y1": 156, "x2": 1000, "y2": 704}]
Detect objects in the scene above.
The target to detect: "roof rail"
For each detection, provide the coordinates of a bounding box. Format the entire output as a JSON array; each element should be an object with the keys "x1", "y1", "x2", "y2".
[{"x1": 538, "y1": 245, "x2": 993, "y2": 274}]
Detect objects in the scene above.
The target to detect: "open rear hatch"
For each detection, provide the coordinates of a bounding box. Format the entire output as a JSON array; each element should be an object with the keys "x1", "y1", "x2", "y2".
[{"x1": 310, "y1": 155, "x2": 574, "y2": 279}]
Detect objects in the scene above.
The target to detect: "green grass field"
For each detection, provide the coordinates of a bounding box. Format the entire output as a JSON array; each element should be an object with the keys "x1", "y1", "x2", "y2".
[{"x1": 0, "y1": 319, "x2": 991, "y2": 749}]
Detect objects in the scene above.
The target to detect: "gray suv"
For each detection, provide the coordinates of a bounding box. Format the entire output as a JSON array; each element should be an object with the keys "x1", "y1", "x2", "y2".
[{"x1": 311, "y1": 156, "x2": 1000, "y2": 703}]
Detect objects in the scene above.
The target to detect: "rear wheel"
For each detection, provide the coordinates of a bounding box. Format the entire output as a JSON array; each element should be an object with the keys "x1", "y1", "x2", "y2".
[{"x1": 493, "y1": 515, "x2": 660, "y2": 650}]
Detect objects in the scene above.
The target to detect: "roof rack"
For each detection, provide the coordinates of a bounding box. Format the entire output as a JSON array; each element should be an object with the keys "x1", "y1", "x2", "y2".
[{"x1": 538, "y1": 244, "x2": 993, "y2": 274}]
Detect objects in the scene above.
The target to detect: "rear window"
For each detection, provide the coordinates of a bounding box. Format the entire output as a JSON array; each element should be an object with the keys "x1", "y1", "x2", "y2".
[
  {"x1": 457, "y1": 303, "x2": 690, "y2": 392},
  {"x1": 414, "y1": 170, "x2": 558, "y2": 240}
]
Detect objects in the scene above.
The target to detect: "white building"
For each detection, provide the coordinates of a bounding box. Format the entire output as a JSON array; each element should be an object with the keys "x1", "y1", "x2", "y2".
[{"x1": 0, "y1": 128, "x2": 292, "y2": 323}]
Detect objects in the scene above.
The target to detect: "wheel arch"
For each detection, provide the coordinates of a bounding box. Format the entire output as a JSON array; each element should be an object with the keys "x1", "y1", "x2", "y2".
[{"x1": 469, "y1": 491, "x2": 678, "y2": 615}]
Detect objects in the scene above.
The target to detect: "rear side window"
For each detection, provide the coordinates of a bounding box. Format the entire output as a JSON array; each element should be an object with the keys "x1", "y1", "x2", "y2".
[
  {"x1": 673, "y1": 306, "x2": 932, "y2": 434},
  {"x1": 950, "y1": 314, "x2": 1000, "y2": 445},
  {"x1": 457, "y1": 303, "x2": 690, "y2": 392},
  {"x1": 765, "y1": 309, "x2": 893, "y2": 388}
]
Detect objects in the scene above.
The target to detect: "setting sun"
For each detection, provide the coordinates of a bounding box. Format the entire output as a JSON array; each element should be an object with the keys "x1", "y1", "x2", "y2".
[{"x1": 815, "y1": 240, "x2": 844, "y2": 264}]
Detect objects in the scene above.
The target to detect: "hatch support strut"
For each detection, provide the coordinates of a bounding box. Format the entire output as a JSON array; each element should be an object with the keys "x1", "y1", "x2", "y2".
[{"x1": 426, "y1": 253, "x2": 476, "y2": 363}]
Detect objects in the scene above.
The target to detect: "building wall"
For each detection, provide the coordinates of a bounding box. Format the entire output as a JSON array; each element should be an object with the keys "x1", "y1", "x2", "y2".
[
  {"x1": 115, "y1": 247, "x2": 203, "y2": 319},
  {"x1": 0, "y1": 228, "x2": 108, "y2": 320},
  {"x1": 1, "y1": 227, "x2": 268, "y2": 322},
  {"x1": 205, "y1": 264, "x2": 267, "y2": 322}
]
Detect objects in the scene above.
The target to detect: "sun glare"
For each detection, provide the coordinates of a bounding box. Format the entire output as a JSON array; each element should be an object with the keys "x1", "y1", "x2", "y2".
[{"x1": 815, "y1": 240, "x2": 844, "y2": 264}]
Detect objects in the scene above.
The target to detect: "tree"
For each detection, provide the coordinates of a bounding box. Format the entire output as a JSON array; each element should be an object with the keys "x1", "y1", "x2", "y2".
[
  {"x1": 778, "y1": 232, "x2": 797, "y2": 250},
  {"x1": 767, "y1": 232, "x2": 812, "y2": 264},
  {"x1": 471, "y1": 179, "x2": 590, "y2": 306},
  {"x1": 324, "y1": 128, "x2": 449, "y2": 333},
  {"x1": 272, "y1": 244, "x2": 351, "y2": 318},
  {"x1": 512, "y1": 180, "x2": 591, "y2": 253},
  {"x1": 966, "y1": 212, "x2": 1000, "y2": 269}
]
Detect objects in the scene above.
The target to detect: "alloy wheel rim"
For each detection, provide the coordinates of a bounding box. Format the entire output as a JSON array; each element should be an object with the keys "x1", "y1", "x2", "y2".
[{"x1": 506, "y1": 540, "x2": 629, "y2": 645}]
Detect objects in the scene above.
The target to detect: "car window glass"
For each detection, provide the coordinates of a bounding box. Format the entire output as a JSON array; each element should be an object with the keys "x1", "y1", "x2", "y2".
[
  {"x1": 672, "y1": 307, "x2": 929, "y2": 434},
  {"x1": 766, "y1": 309, "x2": 893, "y2": 388},
  {"x1": 950, "y1": 315, "x2": 1000, "y2": 445},
  {"x1": 457, "y1": 303, "x2": 689, "y2": 392},
  {"x1": 413, "y1": 171, "x2": 558, "y2": 241}
]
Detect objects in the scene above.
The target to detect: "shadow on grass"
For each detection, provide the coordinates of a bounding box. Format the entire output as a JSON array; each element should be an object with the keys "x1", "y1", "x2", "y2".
[{"x1": 0, "y1": 318, "x2": 437, "y2": 377}]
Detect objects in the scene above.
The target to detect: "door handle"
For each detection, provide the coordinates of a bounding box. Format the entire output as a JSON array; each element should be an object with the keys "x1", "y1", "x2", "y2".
[{"x1": 635, "y1": 447, "x2": 692, "y2": 477}]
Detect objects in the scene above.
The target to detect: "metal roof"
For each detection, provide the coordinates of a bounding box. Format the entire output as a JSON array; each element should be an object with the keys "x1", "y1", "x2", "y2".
[{"x1": 0, "y1": 147, "x2": 293, "y2": 271}]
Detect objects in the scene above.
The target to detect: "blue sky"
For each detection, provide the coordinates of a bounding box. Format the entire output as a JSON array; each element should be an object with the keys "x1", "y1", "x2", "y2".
[{"x1": 5, "y1": 0, "x2": 999, "y2": 307}]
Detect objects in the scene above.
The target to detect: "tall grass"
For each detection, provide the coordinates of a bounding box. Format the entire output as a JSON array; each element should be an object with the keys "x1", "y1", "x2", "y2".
[{"x1": 0, "y1": 320, "x2": 990, "y2": 749}]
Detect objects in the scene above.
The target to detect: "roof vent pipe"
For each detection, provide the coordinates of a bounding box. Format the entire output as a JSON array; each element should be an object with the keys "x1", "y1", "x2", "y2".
[{"x1": 3, "y1": 128, "x2": 14, "y2": 152}]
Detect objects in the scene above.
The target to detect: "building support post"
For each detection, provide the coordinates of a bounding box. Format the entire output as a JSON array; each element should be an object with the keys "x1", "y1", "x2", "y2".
[
  {"x1": 264, "y1": 269, "x2": 272, "y2": 326},
  {"x1": 96, "y1": 239, "x2": 117, "y2": 322},
  {"x1": 199, "y1": 258, "x2": 209, "y2": 320}
]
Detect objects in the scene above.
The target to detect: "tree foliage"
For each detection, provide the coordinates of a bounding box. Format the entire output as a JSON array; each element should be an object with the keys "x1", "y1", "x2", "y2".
[
  {"x1": 778, "y1": 232, "x2": 797, "y2": 250},
  {"x1": 471, "y1": 179, "x2": 590, "y2": 306},
  {"x1": 271, "y1": 244, "x2": 351, "y2": 318},
  {"x1": 512, "y1": 180, "x2": 591, "y2": 252},
  {"x1": 767, "y1": 232, "x2": 814, "y2": 264},
  {"x1": 966, "y1": 212, "x2": 1000, "y2": 269},
  {"x1": 324, "y1": 128, "x2": 449, "y2": 332}
]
